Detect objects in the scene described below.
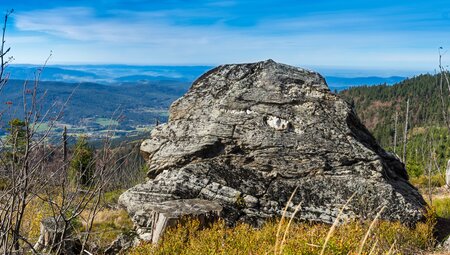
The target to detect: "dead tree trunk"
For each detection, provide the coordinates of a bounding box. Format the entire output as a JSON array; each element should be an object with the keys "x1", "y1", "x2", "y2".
[
  {"x1": 34, "y1": 218, "x2": 67, "y2": 252},
  {"x1": 132, "y1": 199, "x2": 222, "y2": 244},
  {"x1": 446, "y1": 159, "x2": 450, "y2": 188},
  {"x1": 33, "y1": 217, "x2": 79, "y2": 254},
  {"x1": 428, "y1": 149, "x2": 433, "y2": 205},
  {"x1": 63, "y1": 126, "x2": 67, "y2": 162},
  {"x1": 402, "y1": 98, "x2": 410, "y2": 164},
  {"x1": 394, "y1": 111, "x2": 398, "y2": 154}
]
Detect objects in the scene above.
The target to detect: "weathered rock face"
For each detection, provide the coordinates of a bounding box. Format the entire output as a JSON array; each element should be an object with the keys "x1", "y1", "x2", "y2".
[{"x1": 119, "y1": 60, "x2": 426, "y2": 229}]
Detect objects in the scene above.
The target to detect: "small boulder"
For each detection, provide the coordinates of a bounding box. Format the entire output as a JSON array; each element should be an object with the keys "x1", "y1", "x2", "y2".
[{"x1": 129, "y1": 199, "x2": 222, "y2": 243}]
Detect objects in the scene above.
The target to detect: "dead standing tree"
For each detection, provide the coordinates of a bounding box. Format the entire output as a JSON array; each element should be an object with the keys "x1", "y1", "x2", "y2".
[
  {"x1": 0, "y1": 51, "x2": 64, "y2": 255},
  {"x1": 436, "y1": 47, "x2": 450, "y2": 187},
  {"x1": 0, "y1": 9, "x2": 13, "y2": 93},
  {"x1": 393, "y1": 110, "x2": 398, "y2": 154},
  {"x1": 402, "y1": 98, "x2": 410, "y2": 164}
]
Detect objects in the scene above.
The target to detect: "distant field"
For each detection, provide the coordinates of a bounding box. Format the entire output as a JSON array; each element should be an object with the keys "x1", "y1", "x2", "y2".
[
  {"x1": 33, "y1": 122, "x2": 52, "y2": 132},
  {"x1": 94, "y1": 118, "x2": 119, "y2": 127}
]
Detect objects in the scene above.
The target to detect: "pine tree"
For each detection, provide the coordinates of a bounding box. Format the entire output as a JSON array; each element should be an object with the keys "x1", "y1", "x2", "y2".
[
  {"x1": 69, "y1": 136, "x2": 95, "y2": 186},
  {"x1": 4, "y1": 118, "x2": 27, "y2": 163}
]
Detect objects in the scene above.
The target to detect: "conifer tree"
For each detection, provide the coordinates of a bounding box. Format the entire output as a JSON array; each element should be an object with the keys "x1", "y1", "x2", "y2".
[
  {"x1": 69, "y1": 136, "x2": 95, "y2": 186},
  {"x1": 4, "y1": 118, "x2": 27, "y2": 163}
]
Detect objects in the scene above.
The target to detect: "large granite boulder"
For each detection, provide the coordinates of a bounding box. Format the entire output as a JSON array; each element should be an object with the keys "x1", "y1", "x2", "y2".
[{"x1": 119, "y1": 60, "x2": 426, "y2": 230}]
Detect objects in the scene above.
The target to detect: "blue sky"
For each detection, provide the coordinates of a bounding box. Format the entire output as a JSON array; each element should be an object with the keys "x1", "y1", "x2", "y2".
[{"x1": 2, "y1": 0, "x2": 450, "y2": 75}]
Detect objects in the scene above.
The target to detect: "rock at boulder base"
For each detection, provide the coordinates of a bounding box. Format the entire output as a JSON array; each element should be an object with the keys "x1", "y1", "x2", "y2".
[
  {"x1": 132, "y1": 199, "x2": 222, "y2": 243},
  {"x1": 119, "y1": 60, "x2": 426, "y2": 235}
]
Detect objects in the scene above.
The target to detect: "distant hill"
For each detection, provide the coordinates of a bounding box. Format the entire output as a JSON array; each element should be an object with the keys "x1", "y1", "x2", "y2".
[
  {"x1": 5, "y1": 65, "x2": 212, "y2": 84},
  {"x1": 326, "y1": 76, "x2": 406, "y2": 91},
  {"x1": 5, "y1": 64, "x2": 407, "y2": 91},
  {"x1": 0, "y1": 79, "x2": 191, "y2": 128}
]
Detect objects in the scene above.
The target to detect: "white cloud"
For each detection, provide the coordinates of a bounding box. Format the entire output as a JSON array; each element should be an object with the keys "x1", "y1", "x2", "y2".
[
  {"x1": 14, "y1": 7, "x2": 229, "y2": 43},
  {"x1": 10, "y1": 7, "x2": 450, "y2": 71}
]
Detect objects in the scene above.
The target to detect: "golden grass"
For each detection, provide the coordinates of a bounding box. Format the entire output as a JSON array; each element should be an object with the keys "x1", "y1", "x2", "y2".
[
  {"x1": 15, "y1": 188, "x2": 442, "y2": 254},
  {"x1": 320, "y1": 193, "x2": 356, "y2": 255},
  {"x1": 274, "y1": 186, "x2": 298, "y2": 255},
  {"x1": 128, "y1": 216, "x2": 435, "y2": 255},
  {"x1": 21, "y1": 198, "x2": 54, "y2": 242},
  {"x1": 18, "y1": 194, "x2": 134, "y2": 249}
]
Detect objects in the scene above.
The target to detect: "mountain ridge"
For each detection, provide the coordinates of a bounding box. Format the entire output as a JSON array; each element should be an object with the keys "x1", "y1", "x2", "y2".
[{"x1": 5, "y1": 65, "x2": 406, "y2": 90}]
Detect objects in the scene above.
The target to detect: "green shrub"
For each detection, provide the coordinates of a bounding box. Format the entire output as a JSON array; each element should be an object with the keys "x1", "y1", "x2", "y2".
[
  {"x1": 410, "y1": 174, "x2": 445, "y2": 189},
  {"x1": 432, "y1": 197, "x2": 450, "y2": 219},
  {"x1": 69, "y1": 136, "x2": 95, "y2": 186}
]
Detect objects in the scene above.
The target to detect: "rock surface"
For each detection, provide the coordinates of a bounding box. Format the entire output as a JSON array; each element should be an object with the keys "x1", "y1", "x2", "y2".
[{"x1": 119, "y1": 60, "x2": 426, "y2": 229}]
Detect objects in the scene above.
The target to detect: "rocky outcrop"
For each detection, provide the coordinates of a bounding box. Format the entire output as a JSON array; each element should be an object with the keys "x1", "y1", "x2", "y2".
[{"x1": 119, "y1": 60, "x2": 426, "y2": 231}]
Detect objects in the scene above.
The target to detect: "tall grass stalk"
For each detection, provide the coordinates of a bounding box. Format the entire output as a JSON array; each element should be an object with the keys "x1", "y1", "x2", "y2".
[
  {"x1": 278, "y1": 201, "x2": 302, "y2": 254},
  {"x1": 320, "y1": 192, "x2": 356, "y2": 255},
  {"x1": 368, "y1": 239, "x2": 378, "y2": 255},
  {"x1": 387, "y1": 239, "x2": 397, "y2": 255},
  {"x1": 357, "y1": 205, "x2": 385, "y2": 255},
  {"x1": 274, "y1": 186, "x2": 298, "y2": 255}
]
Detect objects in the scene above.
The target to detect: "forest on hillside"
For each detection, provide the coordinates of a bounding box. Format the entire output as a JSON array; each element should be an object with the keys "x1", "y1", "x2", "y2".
[{"x1": 340, "y1": 72, "x2": 450, "y2": 182}]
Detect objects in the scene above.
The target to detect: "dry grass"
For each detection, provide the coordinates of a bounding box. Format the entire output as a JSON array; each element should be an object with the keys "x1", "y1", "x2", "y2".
[
  {"x1": 320, "y1": 192, "x2": 356, "y2": 255},
  {"x1": 16, "y1": 188, "x2": 443, "y2": 254},
  {"x1": 79, "y1": 208, "x2": 134, "y2": 247},
  {"x1": 17, "y1": 194, "x2": 134, "y2": 249},
  {"x1": 431, "y1": 195, "x2": 450, "y2": 219},
  {"x1": 128, "y1": 216, "x2": 435, "y2": 255}
]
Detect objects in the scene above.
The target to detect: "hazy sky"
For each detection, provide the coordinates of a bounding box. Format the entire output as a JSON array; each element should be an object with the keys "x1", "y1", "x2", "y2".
[{"x1": 2, "y1": 0, "x2": 450, "y2": 74}]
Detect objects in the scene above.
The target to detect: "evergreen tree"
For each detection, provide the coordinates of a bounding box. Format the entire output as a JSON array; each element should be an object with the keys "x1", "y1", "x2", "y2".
[
  {"x1": 69, "y1": 136, "x2": 95, "y2": 186},
  {"x1": 4, "y1": 118, "x2": 27, "y2": 163}
]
